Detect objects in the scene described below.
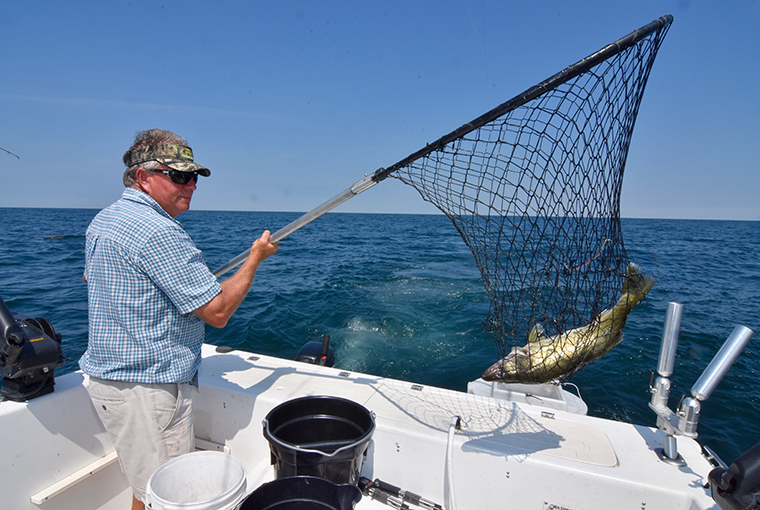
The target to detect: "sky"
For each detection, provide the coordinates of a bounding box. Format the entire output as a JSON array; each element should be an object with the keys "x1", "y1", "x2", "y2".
[{"x1": 1, "y1": 1, "x2": 758, "y2": 221}]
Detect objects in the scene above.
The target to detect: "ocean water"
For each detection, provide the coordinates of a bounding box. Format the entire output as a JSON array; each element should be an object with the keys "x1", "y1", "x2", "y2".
[{"x1": 0, "y1": 207, "x2": 758, "y2": 465}]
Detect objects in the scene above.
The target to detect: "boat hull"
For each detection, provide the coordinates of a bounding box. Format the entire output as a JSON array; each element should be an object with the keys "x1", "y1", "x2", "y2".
[{"x1": 0, "y1": 344, "x2": 719, "y2": 509}]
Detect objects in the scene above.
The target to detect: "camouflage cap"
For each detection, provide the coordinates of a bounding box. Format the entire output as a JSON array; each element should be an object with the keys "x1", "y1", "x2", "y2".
[{"x1": 123, "y1": 144, "x2": 210, "y2": 176}]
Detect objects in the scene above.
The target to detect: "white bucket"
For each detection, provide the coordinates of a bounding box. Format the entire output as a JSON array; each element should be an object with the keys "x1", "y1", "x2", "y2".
[{"x1": 146, "y1": 451, "x2": 247, "y2": 510}]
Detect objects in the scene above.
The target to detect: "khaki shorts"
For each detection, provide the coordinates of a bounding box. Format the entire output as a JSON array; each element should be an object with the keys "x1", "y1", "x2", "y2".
[{"x1": 86, "y1": 377, "x2": 195, "y2": 503}]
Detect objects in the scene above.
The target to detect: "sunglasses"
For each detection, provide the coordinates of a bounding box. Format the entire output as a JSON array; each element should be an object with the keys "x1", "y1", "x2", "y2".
[{"x1": 152, "y1": 169, "x2": 199, "y2": 185}]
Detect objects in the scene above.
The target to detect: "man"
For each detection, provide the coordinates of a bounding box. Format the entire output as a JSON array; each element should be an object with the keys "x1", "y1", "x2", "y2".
[{"x1": 79, "y1": 129, "x2": 278, "y2": 509}]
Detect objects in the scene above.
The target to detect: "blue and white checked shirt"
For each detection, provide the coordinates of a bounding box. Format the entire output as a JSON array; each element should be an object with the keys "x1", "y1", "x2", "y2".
[{"x1": 79, "y1": 188, "x2": 222, "y2": 384}]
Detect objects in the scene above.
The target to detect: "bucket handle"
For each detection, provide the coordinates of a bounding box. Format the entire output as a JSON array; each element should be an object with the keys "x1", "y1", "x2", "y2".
[{"x1": 262, "y1": 415, "x2": 375, "y2": 458}]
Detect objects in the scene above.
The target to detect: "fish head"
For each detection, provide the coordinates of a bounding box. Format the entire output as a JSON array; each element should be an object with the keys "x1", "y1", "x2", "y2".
[{"x1": 481, "y1": 346, "x2": 532, "y2": 382}]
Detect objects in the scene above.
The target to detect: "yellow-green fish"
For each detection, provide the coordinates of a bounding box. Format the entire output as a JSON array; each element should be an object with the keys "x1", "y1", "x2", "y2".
[{"x1": 482, "y1": 263, "x2": 656, "y2": 384}]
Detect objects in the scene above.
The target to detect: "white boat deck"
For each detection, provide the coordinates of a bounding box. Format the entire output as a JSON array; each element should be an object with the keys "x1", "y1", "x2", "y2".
[{"x1": 0, "y1": 344, "x2": 719, "y2": 509}]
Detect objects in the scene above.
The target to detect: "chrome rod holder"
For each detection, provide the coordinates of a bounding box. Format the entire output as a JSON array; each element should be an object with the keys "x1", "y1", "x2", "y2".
[
  {"x1": 649, "y1": 303, "x2": 754, "y2": 466},
  {"x1": 675, "y1": 324, "x2": 754, "y2": 438},
  {"x1": 691, "y1": 325, "x2": 754, "y2": 401},
  {"x1": 658, "y1": 302, "x2": 683, "y2": 377},
  {"x1": 650, "y1": 302, "x2": 683, "y2": 410},
  {"x1": 649, "y1": 303, "x2": 685, "y2": 464}
]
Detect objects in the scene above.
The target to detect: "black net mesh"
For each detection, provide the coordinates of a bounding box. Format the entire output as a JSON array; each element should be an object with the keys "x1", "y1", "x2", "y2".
[{"x1": 385, "y1": 16, "x2": 672, "y2": 383}]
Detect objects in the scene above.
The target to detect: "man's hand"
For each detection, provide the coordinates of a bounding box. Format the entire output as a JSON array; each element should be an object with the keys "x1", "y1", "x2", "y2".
[
  {"x1": 247, "y1": 230, "x2": 279, "y2": 267},
  {"x1": 194, "y1": 231, "x2": 278, "y2": 327}
]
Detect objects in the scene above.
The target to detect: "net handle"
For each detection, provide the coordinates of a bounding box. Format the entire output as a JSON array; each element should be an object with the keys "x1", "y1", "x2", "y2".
[
  {"x1": 212, "y1": 14, "x2": 672, "y2": 278},
  {"x1": 212, "y1": 173, "x2": 378, "y2": 277}
]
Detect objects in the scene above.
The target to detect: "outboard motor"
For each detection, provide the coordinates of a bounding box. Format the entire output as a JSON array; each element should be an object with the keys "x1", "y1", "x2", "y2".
[
  {"x1": 0, "y1": 294, "x2": 64, "y2": 401},
  {"x1": 709, "y1": 442, "x2": 760, "y2": 510},
  {"x1": 296, "y1": 334, "x2": 335, "y2": 367}
]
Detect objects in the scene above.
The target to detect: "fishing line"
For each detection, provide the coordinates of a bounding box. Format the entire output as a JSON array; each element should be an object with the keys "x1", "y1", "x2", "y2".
[{"x1": 0, "y1": 147, "x2": 95, "y2": 210}]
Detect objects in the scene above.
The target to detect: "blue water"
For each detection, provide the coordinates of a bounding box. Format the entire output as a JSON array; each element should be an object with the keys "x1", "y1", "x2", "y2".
[{"x1": 1, "y1": 207, "x2": 758, "y2": 465}]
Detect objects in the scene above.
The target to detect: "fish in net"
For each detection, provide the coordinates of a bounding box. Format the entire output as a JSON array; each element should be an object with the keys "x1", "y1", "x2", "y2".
[{"x1": 377, "y1": 15, "x2": 672, "y2": 383}]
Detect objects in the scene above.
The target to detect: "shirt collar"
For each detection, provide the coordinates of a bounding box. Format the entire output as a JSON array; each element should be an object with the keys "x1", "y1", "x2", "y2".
[{"x1": 121, "y1": 187, "x2": 183, "y2": 226}]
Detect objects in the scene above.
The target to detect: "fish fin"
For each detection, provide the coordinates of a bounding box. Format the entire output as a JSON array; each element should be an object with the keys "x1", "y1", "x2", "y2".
[
  {"x1": 591, "y1": 331, "x2": 624, "y2": 358},
  {"x1": 504, "y1": 345, "x2": 530, "y2": 357},
  {"x1": 515, "y1": 345, "x2": 531, "y2": 356},
  {"x1": 527, "y1": 323, "x2": 545, "y2": 343},
  {"x1": 610, "y1": 331, "x2": 624, "y2": 349}
]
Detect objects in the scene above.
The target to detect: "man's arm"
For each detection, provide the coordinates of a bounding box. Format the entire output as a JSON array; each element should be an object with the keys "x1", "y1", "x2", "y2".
[{"x1": 193, "y1": 230, "x2": 278, "y2": 328}]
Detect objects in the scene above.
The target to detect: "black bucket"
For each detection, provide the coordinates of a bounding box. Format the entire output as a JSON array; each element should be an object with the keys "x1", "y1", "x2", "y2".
[
  {"x1": 263, "y1": 396, "x2": 375, "y2": 485},
  {"x1": 239, "y1": 476, "x2": 362, "y2": 510}
]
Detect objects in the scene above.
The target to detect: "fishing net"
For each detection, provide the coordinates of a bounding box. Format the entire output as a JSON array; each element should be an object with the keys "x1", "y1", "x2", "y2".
[{"x1": 379, "y1": 16, "x2": 673, "y2": 382}]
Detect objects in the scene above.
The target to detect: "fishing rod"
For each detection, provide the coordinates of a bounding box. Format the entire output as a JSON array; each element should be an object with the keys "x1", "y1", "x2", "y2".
[
  {"x1": 1, "y1": 146, "x2": 20, "y2": 159},
  {"x1": 211, "y1": 14, "x2": 673, "y2": 279}
]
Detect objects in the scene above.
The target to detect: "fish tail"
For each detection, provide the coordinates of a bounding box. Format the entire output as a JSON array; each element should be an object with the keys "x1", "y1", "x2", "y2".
[{"x1": 621, "y1": 263, "x2": 656, "y2": 308}]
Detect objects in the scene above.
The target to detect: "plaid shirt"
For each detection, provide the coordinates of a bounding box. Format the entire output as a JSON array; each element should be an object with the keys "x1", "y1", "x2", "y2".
[{"x1": 79, "y1": 188, "x2": 222, "y2": 383}]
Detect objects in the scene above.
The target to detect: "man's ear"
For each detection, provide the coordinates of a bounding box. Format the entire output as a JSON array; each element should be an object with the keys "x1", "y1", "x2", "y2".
[{"x1": 135, "y1": 167, "x2": 151, "y2": 191}]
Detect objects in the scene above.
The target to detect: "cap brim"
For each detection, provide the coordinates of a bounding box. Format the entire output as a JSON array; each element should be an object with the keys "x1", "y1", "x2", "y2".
[{"x1": 159, "y1": 158, "x2": 210, "y2": 176}]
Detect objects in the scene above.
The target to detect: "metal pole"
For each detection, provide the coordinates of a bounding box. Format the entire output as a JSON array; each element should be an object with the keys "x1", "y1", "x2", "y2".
[
  {"x1": 691, "y1": 325, "x2": 754, "y2": 401},
  {"x1": 657, "y1": 302, "x2": 683, "y2": 377},
  {"x1": 212, "y1": 174, "x2": 378, "y2": 278}
]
